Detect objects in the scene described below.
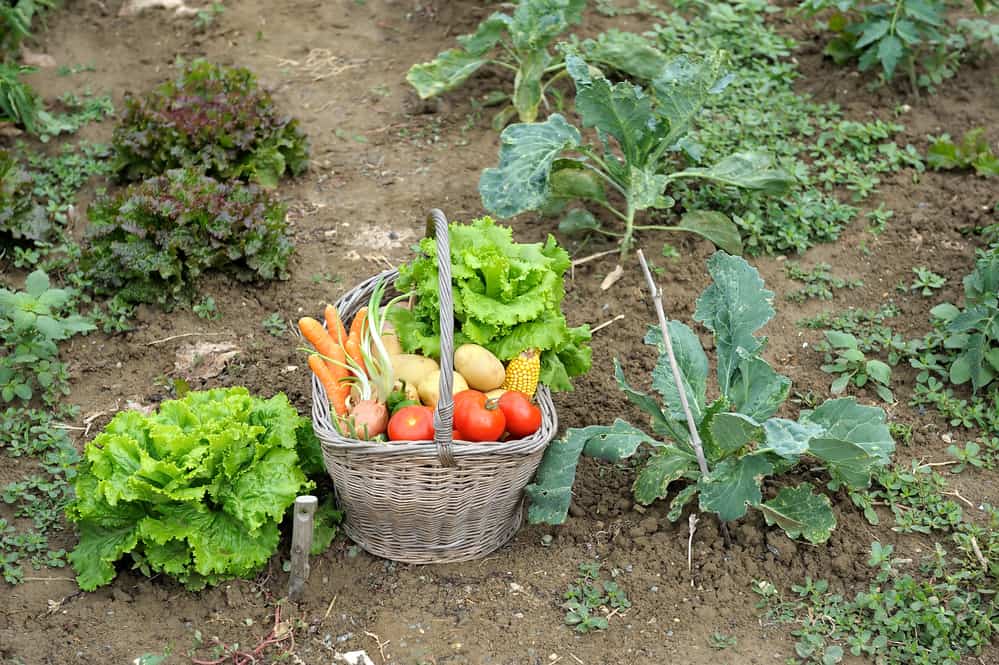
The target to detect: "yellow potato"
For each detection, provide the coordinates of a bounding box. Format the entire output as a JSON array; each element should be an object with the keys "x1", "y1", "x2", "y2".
[
  {"x1": 485, "y1": 388, "x2": 507, "y2": 400},
  {"x1": 454, "y1": 343, "x2": 506, "y2": 391},
  {"x1": 381, "y1": 333, "x2": 403, "y2": 356},
  {"x1": 418, "y1": 370, "x2": 469, "y2": 409},
  {"x1": 391, "y1": 354, "x2": 439, "y2": 387}
]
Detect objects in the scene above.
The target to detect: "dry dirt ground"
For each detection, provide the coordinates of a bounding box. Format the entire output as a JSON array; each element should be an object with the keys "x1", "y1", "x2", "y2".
[{"x1": 1, "y1": 0, "x2": 997, "y2": 663}]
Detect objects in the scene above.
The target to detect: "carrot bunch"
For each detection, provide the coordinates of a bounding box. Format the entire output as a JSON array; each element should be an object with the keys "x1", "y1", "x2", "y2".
[{"x1": 299, "y1": 304, "x2": 368, "y2": 417}]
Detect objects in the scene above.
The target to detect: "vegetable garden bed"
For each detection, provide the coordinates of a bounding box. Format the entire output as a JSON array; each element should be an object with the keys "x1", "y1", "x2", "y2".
[{"x1": 1, "y1": 0, "x2": 996, "y2": 664}]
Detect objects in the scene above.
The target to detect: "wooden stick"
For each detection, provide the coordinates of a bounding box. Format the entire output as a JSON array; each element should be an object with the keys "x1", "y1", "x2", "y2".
[
  {"x1": 636, "y1": 250, "x2": 731, "y2": 548},
  {"x1": 590, "y1": 314, "x2": 625, "y2": 334},
  {"x1": 571, "y1": 248, "x2": 617, "y2": 267},
  {"x1": 288, "y1": 495, "x2": 318, "y2": 602}
]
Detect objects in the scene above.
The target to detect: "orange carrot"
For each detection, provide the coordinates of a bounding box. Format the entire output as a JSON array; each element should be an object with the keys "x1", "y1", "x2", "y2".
[
  {"x1": 345, "y1": 336, "x2": 366, "y2": 377},
  {"x1": 308, "y1": 354, "x2": 347, "y2": 416},
  {"x1": 349, "y1": 306, "x2": 368, "y2": 339},
  {"x1": 324, "y1": 304, "x2": 348, "y2": 346},
  {"x1": 345, "y1": 307, "x2": 369, "y2": 375},
  {"x1": 298, "y1": 317, "x2": 340, "y2": 368}
]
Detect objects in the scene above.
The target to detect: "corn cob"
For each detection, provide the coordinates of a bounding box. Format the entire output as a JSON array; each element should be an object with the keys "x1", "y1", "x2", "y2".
[{"x1": 501, "y1": 349, "x2": 540, "y2": 397}]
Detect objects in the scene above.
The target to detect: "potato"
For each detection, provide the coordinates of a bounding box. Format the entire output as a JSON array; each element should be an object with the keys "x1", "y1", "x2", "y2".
[
  {"x1": 454, "y1": 343, "x2": 505, "y2": 391},
  {"x1": 381, "y1": 333, "x2": 403, "y2": 356},
  {"x1": 391, "y1": 354, "x2": 439, "y2": 387},
  {"x1": 485, "y1": 388, "x2": 507, "y2": 400},
  {"x1": 418, "y1": 370, "x2": 469, "y2": 409}
]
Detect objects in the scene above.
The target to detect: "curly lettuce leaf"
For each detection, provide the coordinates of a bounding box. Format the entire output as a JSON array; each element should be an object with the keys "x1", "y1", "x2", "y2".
[
  {"x1": 66, "y1": 388, "x2": 318, "y2": 591},
  {"x1": 392, "y1": 217, "x2": 590, "y2": 390}
]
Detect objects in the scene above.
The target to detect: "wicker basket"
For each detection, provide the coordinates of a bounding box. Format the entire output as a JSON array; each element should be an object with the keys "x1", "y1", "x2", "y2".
[{"x1": 311, "y1": 209, "x2": 558, "y2": 564}]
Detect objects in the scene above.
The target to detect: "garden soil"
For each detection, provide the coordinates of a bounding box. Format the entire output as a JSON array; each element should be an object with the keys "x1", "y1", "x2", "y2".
[{"x1": 1, "y1": 1, "x2": 997, "y2": 664}]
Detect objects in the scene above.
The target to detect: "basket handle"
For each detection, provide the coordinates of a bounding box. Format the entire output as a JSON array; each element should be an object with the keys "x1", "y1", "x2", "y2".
[{"x1": 428, "y1": 209, "x2": 457, "y2": 467}]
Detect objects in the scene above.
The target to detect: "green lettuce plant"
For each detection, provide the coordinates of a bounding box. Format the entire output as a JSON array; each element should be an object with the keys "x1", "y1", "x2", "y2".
[
  {"x1": 111, "y1": 60, "x2": 309, "y2": 187},
  {"x1": 83, "y1": 168, "x2": 293, "y2": 307},
  {"x1": 479, "y1": 53, "x2": 790, "y2": 256},
  {"x1": 66, "y1": 387, "x2": 324, "y2": 591},
  {"x1": 388, "y1": 216, "x2": 591, "y2": 391},
  {"x1": 526, "y1": 252, "x2": 895, "y2": 543}
]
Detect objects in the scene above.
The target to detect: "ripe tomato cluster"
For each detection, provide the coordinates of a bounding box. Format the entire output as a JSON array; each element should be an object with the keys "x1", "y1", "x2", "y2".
[{"x1": 386, "y1": 389, "x2": 541, "y2": 442}]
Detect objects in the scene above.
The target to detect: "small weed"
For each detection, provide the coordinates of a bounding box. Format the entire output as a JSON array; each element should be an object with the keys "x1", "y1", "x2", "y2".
[
  {"x1": 708, "y1": 632, "x2": 737, "y2": 649},
  {"x1": 562, "y1": 562, "x2": 630, "y2": 633},
  {"x1": 193, "y1": 297, "x2": 221, "y2": 321},
  {"x1": 910, "y1": 267, "x2": 946, "y2": 296},
  {"x1": 193, "y1": 2, "x2": 224, "y2": 30},
  {"x1": 947, "y1": 437, "x2": 998, "y2": 473},
  {"x1": 784, "y1": 262, "x2": 862, "y2": 302},
  {"x1": 262, "y1": 313, "x2": 287, "y2": 337},
  {"x1": 820, "y1": 331, "x2": 894, "y2": 402}
]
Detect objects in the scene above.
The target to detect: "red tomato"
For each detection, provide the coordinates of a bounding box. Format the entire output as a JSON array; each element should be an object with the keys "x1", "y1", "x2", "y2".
[
  {"x1": 498, "y1": 391, "x2": 542, "y2": 438},
  {"x1": 387, "y1": 405, "x2": 435, "y2": 441},
  {"x1": 453, "y1": 390, "x2": 505, "y2": 442}
]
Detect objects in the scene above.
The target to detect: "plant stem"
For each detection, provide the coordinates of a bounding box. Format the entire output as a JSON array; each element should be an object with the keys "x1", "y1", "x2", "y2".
[
  {"x1": 637, "y1": 249, "x2": 732, "y2": 548},
  {"x1": 633, "y1": 224, "x2": 681, "y2": 232},
  {"x1": 636, "y1": 251, "x2": 710, "y2": 476},
  {"x1": 621, "y1": 201, "x2": 637, "y2": 257}
]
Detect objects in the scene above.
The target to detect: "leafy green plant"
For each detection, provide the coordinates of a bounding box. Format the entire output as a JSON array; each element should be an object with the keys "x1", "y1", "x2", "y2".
[
  {"x1": 0, "y1": 269, "x2": 95, "y2": 404},
  {"x1": 850, "y1": 461, "x2": 963, "y2": 533},
  {"x1": 0, "y1": 0, "x2": 56, "y2": 54},
  {"x1": 0, "y1": 62, "x2": 42, "y2": 132},
  {"x1": 111, "y1": 60, "x2": 309, "y2": 187},
  {"x1": 1, "y1": 408, "x2": 82, "y2": 584},
  {"x1": 83, "y1": 168, "x2": 293, "y2": 307},
  {"x1": 562, "y1": 562, "x2": 630, "y2": 633},
  {"x1": 927, "y1": 128, "x2": 999, "y2": 177},
  {"x1": 65, "y1": 387, "x2": 322, "y2": 591},
  {"x1": 927, "y1": 252, "x2": 999, "y2": 392},
  {"x1": 262, "y1": 312, "x2": 286, "y2": 337},
  {"x1": 387, "y1": 216, "x2": 591, "y2": 391},
  {"x1": 910, "y1": 266, "x2": 946, "y2": 295},
  {"x1": 800, "y1": 0, "x2": 999, "y2": 89},
  {"x1": 820, "y1": 331, "x2": 894, "y2": 402},
  {"x1": 193, "y1": 296, "x2": 220, "y2": 320},
  {"x1": 647, "y1": 0, "x2": 922, "y2": 255},
  {"x1": 193, "y1": 1, "x2": 224, "y2": 30},
  {"x1": 480, "y1": 52, "x2": 789, "y2": 256},
  {"x1": 757, "y1": 533, "x2": 997, "y2": 664},
  {"x1": 407, "y1": 0, "x2": 582, "y2": 127},
  {"x1": 708, "y1": 632, "x2": 737, "y2": 649},
  {"x1": 526, "y1": 252, "x2": 895, "y2": 543},
  {"x1": 784, "y1": 262, "x2": 862, "y2": 302},
  {"x1": 0, "y1": 149, "x2": 49, "y2": 244}
]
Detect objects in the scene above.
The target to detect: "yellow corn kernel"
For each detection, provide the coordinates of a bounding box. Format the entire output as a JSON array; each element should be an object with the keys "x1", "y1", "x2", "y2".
[{"x1": 501, "y1": 349, "x2": 540, "y2": 397}]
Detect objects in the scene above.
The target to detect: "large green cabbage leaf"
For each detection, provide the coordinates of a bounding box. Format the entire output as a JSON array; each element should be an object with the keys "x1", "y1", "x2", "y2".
[
  {"x1": 389, "y1": 217, "x2": 591, "y2": 391},
  {"x1": 66, "y1": 387, "x2": 321, "y2": 591}
]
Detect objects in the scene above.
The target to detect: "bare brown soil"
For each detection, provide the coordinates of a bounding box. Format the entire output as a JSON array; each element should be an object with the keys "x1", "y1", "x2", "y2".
[{"x1": 1, "y1": 1, "x2": 997, "y2": 664}]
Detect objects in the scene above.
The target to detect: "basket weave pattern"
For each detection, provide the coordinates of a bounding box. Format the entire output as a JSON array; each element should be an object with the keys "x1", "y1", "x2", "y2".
[{"x1": 311, "y1": 210, "x2": 558, "y2": 564}]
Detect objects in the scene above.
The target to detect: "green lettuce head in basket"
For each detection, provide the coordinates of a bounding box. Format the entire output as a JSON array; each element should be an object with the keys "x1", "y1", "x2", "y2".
[{"x1": 388, "y1": 216, "x2": 592, "y2": 391}]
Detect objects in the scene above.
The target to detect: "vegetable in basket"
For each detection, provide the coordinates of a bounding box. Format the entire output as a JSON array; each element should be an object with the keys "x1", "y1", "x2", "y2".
[{"x1": 388, "y1": 217, "x2": 591, "y2": 392}]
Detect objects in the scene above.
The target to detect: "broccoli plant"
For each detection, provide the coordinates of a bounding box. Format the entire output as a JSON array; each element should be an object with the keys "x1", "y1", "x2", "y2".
[
  {"x1": 526, "y1": 252, "x2": 895, "y2": 543},
  {"x1": 111, "y1": 60, "x2": 309, "y2": 187},
  {"x1": 479, "y1": 53, "x2": 790, "y2": 257}
]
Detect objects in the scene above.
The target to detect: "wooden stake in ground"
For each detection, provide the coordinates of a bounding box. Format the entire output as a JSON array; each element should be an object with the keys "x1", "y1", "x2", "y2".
[
  {"x1": 288, "y1": 495, "x2": 318, "y2": 602},
  {"x1": 636, "y1": 250, "x2": 732, "y2": 548}
]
